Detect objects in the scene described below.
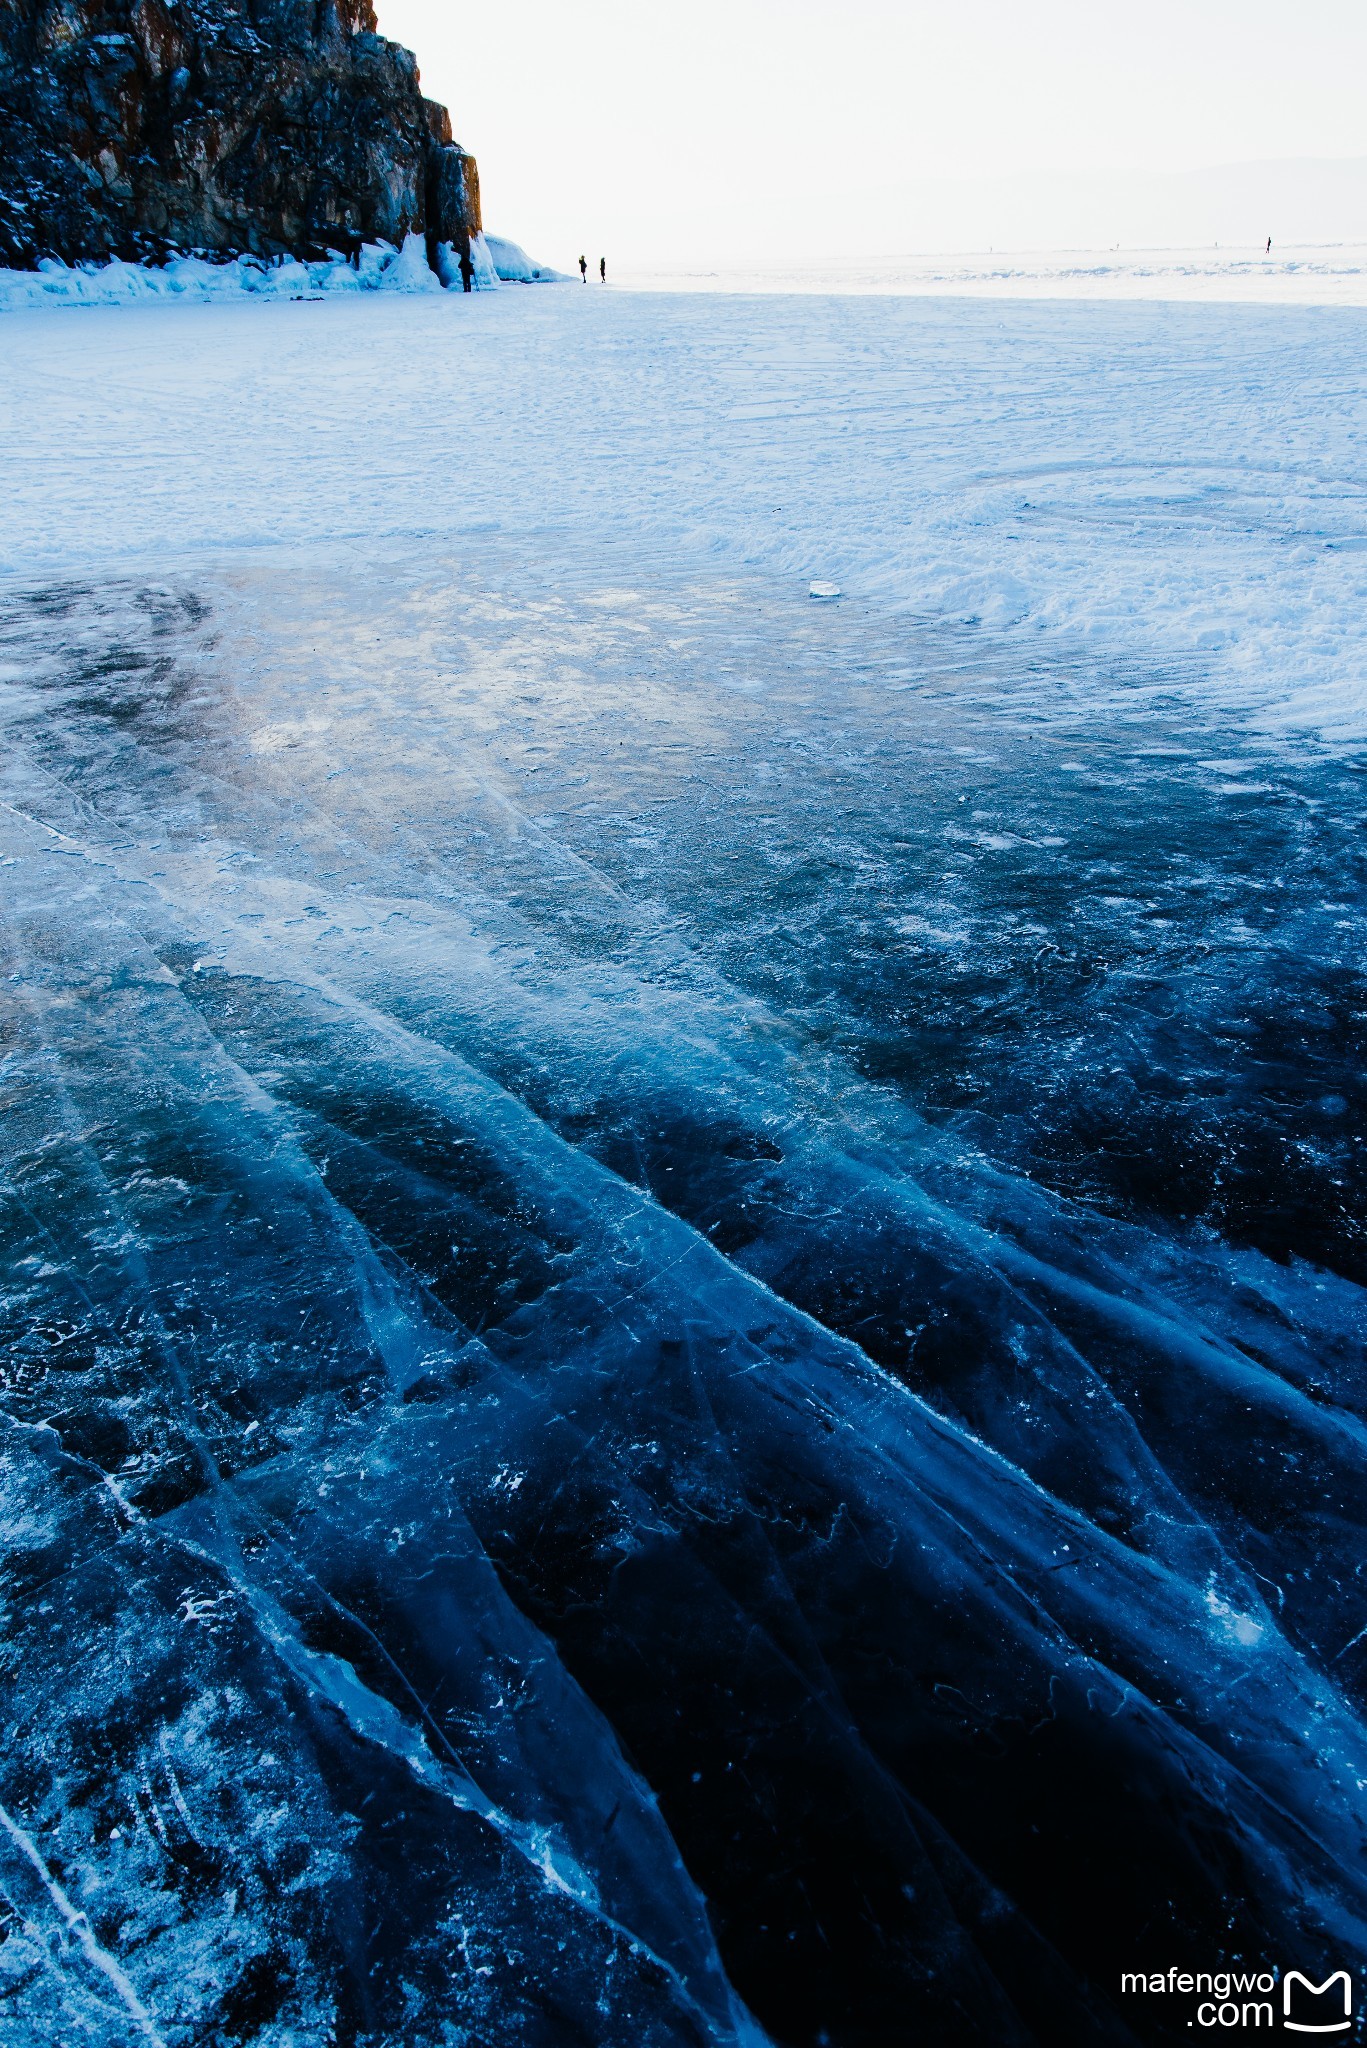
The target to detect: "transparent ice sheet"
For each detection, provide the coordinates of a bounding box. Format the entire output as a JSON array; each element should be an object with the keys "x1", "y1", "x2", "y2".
[{"x1": 1, "y1": 546, "x2": 1363, "y2": 2046}]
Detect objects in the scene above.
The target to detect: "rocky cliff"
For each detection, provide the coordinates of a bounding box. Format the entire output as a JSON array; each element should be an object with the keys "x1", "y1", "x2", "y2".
[{"x1": 0, "y1": 0, "x2": 481, "y2": 272}]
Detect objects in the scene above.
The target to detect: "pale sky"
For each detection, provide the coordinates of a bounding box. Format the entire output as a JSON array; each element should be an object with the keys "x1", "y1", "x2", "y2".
[{"x1": 375, "y1": 0, "x2": 1367, "y2": 263}]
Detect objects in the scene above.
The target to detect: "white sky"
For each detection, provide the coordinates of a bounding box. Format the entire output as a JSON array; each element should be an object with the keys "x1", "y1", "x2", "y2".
[{"x1": 374, "y1": 0, "x2": 1367, "y2": 263}]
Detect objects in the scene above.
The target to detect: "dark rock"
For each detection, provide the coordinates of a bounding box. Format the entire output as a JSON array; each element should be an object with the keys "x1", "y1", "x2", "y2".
[{"x1": 0, "y1": 0, "x2": 482, "y2": 272}]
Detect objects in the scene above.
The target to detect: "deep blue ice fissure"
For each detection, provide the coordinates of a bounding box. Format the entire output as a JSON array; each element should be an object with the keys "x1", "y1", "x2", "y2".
[{"x1": 0, "y1": 557, "x2": 1364, "y2": 2047}]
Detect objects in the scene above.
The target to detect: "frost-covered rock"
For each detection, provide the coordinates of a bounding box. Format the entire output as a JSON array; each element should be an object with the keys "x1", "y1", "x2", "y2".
[{"x1": 0, "y1": 0, "x2": 482, "y2": 276}]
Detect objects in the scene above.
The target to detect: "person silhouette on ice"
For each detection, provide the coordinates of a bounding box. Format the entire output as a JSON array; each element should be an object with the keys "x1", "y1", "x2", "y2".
[
  {"x1": 579, "y1": 254, "x2": 587, "y2": 281},
  {"x1": 459, "y1": 248, "x2": 474, "y2": 292},
  {"x1": 600, "y1": 256, "x2": 606, "y2": 282},
  {"x1": 1266, "y1": 237, "x2": 1272, "y2": 253}
]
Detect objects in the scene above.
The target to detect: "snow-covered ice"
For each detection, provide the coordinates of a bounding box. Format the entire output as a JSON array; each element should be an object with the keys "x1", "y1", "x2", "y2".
[
  {"x1": 619, "y1": 240, "x2": 1367, "y2": 305},
  {"x1": 1, "y1": 275, "x2": 1365, "y2": 2046},
  {"x1": 6, "y1": 278, "x2": 1367, "y2": 735}
]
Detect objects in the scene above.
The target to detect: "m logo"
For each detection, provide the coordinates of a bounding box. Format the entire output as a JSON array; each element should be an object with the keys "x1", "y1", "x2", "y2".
[{"x1": 1284, "y1": 1972, "x2": 1352, "y2": 2034}]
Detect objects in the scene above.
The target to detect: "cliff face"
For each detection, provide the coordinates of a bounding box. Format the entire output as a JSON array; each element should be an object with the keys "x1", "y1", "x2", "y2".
[{"x1": 0, "y1": 0, "x2": 481, "y2": 269}]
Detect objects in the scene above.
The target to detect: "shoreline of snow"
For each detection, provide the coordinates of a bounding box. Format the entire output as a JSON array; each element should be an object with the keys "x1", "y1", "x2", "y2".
[
  {"x1": 615, "y1": 242, "x2": 1367, "y2": 305},
  {"x1": 0, "y1": 229, "x2": 563, "y2": 310},
  {"x1": 12, "y1": 238, "x2": 1367, "y2": 311}
]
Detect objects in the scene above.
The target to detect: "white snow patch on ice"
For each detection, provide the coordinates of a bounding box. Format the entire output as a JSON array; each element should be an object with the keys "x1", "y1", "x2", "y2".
[{"x1": 1204, "y1": 1586, "x2": 1266, "y2": 1649}]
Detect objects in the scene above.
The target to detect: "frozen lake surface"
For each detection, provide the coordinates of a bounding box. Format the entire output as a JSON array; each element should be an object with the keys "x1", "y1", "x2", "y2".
[
  {"x1": 8, "y1": 284, "x2": 1367, "y2": 737},
  {"x1": 1, "y1": 289, "x2": 1365, "y2": 2046}
]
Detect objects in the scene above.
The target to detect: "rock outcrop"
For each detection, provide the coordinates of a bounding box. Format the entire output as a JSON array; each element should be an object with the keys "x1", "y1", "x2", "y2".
[{"x1": 0, "y1": 0, "x2": 481, "y2": 273}]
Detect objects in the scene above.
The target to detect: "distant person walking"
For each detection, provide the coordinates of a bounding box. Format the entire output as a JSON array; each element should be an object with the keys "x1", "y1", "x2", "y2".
[
  {"x1": 459, "y1": 247, "x2": 474, "y2": 293},
  {"x1": 1266, "y1": 237, "x2": 1272, "y2": 253},
  {"x1": 600, "y1": 256, "x2": 606, "y2": 282},
  {"x1": 579, "y1": 254, "x2": 587, "y2": 281}
]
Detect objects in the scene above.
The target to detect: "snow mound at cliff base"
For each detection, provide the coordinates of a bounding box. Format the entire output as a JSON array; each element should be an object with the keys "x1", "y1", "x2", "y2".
[
  {"x1": 484, "y1": 233, "x2": 568, "y2": 282},
  {"x1": 0, "y1": 230, "x2": 524, "y2": 307}
]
